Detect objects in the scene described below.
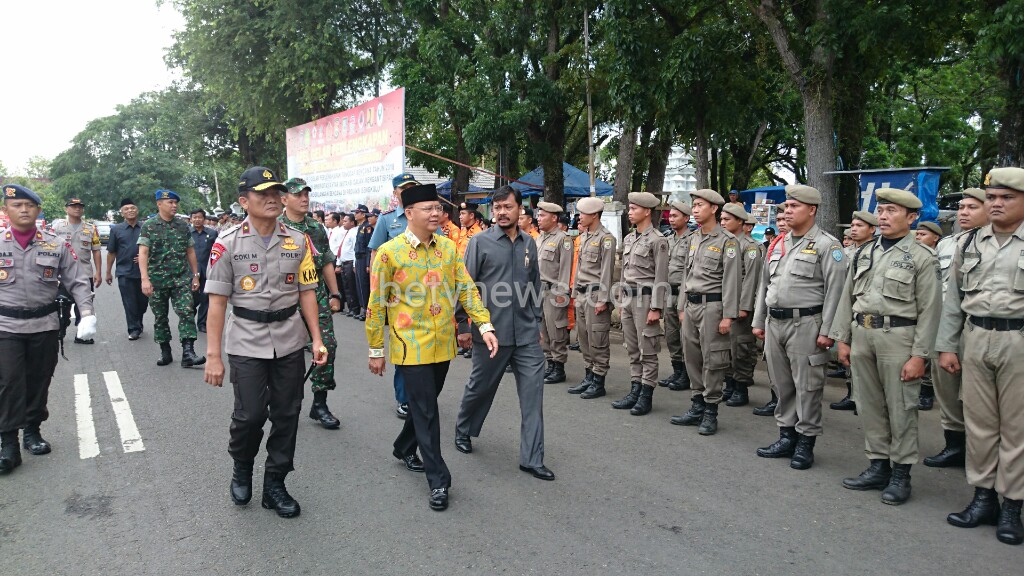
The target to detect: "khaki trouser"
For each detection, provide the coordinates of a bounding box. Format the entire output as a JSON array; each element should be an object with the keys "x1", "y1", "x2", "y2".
[
  {"x1": 962, "y1": 325, "x2": 1024, "y2": 500},
  {"x1": 765, "y1": 313, "x2": 828, "y2": 436},
  {"x1": 730, "y1": 314, "x2": 758, "y2": 384},
  {"x1": 932, "y1": 350, "x2": 965, "y2": 432},
  {"x1": 620, "y1": 291, "x2": 663, "y2": 387},
  {"x1": 541, "y1": 288, "x2": 570, "y2": 364},
  {"x1": 575, "y1": 299, "x2": 611, "y2": 376},
  {"x1": 682, "y1": 299, "x2": 731, "y2": 404},
  {"x1": 850, "y1": 325, "x2": 920, "y2": 465},
  {"x1": 665, "y1": 292, "x2": 683, "y2": 363}
]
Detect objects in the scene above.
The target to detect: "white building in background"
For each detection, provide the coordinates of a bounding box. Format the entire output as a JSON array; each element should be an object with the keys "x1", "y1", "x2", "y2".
[{"x1": 663, "y1": 146, "x2": 697, "y2": 202}]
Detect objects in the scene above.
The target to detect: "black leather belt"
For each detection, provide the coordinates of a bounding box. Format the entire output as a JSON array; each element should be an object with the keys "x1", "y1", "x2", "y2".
[
  {"x1": 854, "y1": 313, "x2": 916, "y2": 329},
  {"x1": 621, "y1": 285, "x2": 653, "y2": 296},
  {"x1": 576, "y1": 284, "x2": 600, "y2": 295},
  {"x1": 686, "y1": 292, "x2": 722, "y2": 304},
  {"x1": 0, "y1": 302, "x2": 59, "y2": 319},
  {"x1": 340, "y1": 260, "x2": 353, "y2": 265},
  {"x1": 769, "y1": 305, "x2": 823, "y2": 319},
  {"x1": 233, "y1": 304, "x2": 298, "y2": 323},
  {"x1": 670, "y1": 286, "x2": 680, "y2": 296},
  {"x1": 970, "y1": 316, "x2": 1024, "y2": 331}
]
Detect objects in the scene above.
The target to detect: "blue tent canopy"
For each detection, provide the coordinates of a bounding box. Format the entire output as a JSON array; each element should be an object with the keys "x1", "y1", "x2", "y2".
[
  {"x1": 436, "y1": 180, "x2": 487, "y2": 195},
  {"x1": 510, "y1": 162, "x2": 613, "y2": 198},
  {"x1": 739, "y1": 185, "x2": 787, "y2": 214}
]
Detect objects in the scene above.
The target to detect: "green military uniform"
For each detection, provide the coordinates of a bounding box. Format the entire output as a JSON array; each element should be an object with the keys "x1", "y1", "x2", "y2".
[
  {"x1": 830, "y1": 188, "x2": 941, "y2": 505},
  {"x1": 138, "y1": 213, "x2": 197, "y2": 344},
  {"x1": 662, "y1": 200, "x2": 692, "y2": 391}
]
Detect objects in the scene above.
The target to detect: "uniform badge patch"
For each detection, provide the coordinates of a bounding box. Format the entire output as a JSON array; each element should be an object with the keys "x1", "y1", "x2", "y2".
[
  {"x1": 285, "y1": 273, "x2": 295, "y2": 284},
  {"x1": 747, "y1": 249, "x2": 758, "y2": 259},
  {"x1": 563, "y1": 239, "x2": 572, "y2": 251},
  {"x1": 43, "y1": 268, "x2": 54, "y2": 278},
  {"x1": 210, "y1": 242, "x2": 225, "y2": 267},
  {"x1": 281, "y1": 237, "x2": 299, "y2": 250},
  {"x1": 250, "y1": 263, "x2": 259, "y2": 273},
  {"x1": 240, "y1": 275, "x2": 256, "y2": 291},
  {"x1": 726, "y1": 246, "x2": 737, "y2": 259},
  {"x1": 603, "y1": 237, "x2": 613, "y2": 249},
  {"x1": 832, "y1": 249, "x2": 843, "y2": 262},
  {"x1": 0, "y1": 269, "x2": 7, "y2": 281}
]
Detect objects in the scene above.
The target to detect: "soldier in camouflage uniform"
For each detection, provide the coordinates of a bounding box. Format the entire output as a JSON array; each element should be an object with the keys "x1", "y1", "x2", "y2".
[
  {"x1": 138, "y1": 189, "x2": 205, "y2": 368},
  {"x1": 281, "y1": 178, "x2": 342, "y2": 429}
]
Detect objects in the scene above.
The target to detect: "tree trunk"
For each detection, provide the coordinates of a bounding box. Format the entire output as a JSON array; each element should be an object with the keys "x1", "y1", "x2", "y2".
[
  {"x1": 454, "y1": 123, "x2": 471, "y2": 201},
  {"x1": 710, "y1": 147, "x2": 719, "y2": 191},
  {"x1": 632, "y1": 121, "x2": 654, "y2": 193},
  {"x1": 645, "y1": 129, "x2": 672, "y2": 193},
  {"x1": 996, "y1": 63, "x2": 1024, "y2": 166},
  {"x1": 834, "y1": 76, "x2": 870, "y2": 220},
  {"x1": 694, "y1": 113, "x2": 711, "y2": 189},
  {"x1": 614, "y1": 124, "x2": 637, "y2": 203},
  {"x1": 801, "y1": 82, "x2": 839, "y2": 233}
]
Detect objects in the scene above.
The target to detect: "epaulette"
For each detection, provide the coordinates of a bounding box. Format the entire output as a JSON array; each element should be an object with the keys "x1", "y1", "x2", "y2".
[
  {"x1": 381, "y1": 208, "x2": 396, "y2": 215},
  {"x1": 218, "y1": 223, "x2": 242, "y2": 238}
]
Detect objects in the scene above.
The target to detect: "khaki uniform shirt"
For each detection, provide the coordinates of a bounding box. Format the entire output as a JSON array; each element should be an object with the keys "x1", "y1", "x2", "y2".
[
  {"x1": 573, "y1": 224, "x2": 616, "y2": 304},
  {"x1": 681, "y1": 225, "x2": 741, "y2": 319},
  {"x1": 536, "y1": 228, "x2": 573, "y2": 296},
  {"x1": 667, "y1": 230, "x2": 692, "y2": 289},
  {"x1": 52, "y1": 220, "x2": 101, "y2": 269},
  {"x1": 0, "y1": 228, "x2": 93, "y2": 333},
  {"x1": 936, "y1": 221, "x2": 1024, "y2": 352},
  {"x1": 738, "y1": 233, "x2": 766, "y2": 314},
  {"x1": 935, "y1": 233, "x2": 961, "y2": 296},
  {"x1": 829, "y1": 234, "x2": 942, "y2": 358},
  {"x1": 621, "y1": 225, "x2": 670, "y2": 309},
  {"x1": 753, "y1": 224, "x2": 846, "y2": 335},
  {"x1": 205, "y1": 220, "x2": 319, "y2": 359}
]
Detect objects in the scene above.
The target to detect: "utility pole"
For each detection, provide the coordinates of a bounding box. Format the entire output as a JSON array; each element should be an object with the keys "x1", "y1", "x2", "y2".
[
  {"x1": 212, "y1": 163, "x2": 222, "y2": 210},
  {"x1": 584, "y1": 5, "x2": 596, "y2": 197}
]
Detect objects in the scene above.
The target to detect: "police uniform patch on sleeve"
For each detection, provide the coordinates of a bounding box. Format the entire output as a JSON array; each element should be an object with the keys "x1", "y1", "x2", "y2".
[
  {"x1": 603, "y1": 237, "x2": 613, "y2": 249},
  {"x1": 285, "y1": 273, "x2": 295, "y2": 284},
  {"x1": 209, "y1": 242, "x2": 226, "y2": 267},
  {"x1": 832, "y1": 248, "x2": 844, "y2": 262},
  {"x1": 746, "y1": 247, "x2": 758, "y2": 259},
  {"x1": 563, "y1": 239, "x2": 572, "y2": 251},
  {"x1": 726, "y1": 246, "x2": 736, "y2": 259}
]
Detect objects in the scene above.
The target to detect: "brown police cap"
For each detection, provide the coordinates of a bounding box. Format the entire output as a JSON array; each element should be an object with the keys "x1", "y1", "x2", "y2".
[
  {"x1": 851, "y1": 210, "x2": 878, "y2": 226},
  {"x1": 627, "y1": 192, "x2": 660, "y2": 209},
  {"x1": 721, "y1": 203, "x2": 751, "y2": 222},
  {"x1": 576, "y1": 197, "x2": 605, "y2": 214},
  {"x1": 689, "y1": 189, "x2": 725, "y2": 206},
  {"x1": 536, "y1": 201, "x2": 563, "y2": 214},
  {"x1": 785, "y1": 184, "x2": 821, "y2": 205},
  {"x1": 917, "y1": 221, "x2": 943, "y2": 237},
  {"x1": 876, "y1": 188, "x2": 923, "y2": 210},
  {"x1": 668, "y1": 200, "x2": 691, "y2": 216},
  {"x1": 961, "y1": 188, "x2": 986, "y2": 203},
  {"x1": 986, "y1": 167, "x2": 1024, "y2": 193}
]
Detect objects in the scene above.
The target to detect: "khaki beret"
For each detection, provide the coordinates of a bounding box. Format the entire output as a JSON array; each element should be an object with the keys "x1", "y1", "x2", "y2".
[
  {"x1": 917, "y1": 221, "x2": 943, "y2": 237},
  {"x1": 851, "y1": 210, "x2": 878, "y2": 226},
  {"x1": 668, "y1": 200, "x2": 691, "y2": 216},
  {"x1": 843, "y1": 228, "x2": 853, "y2": 238},
  {"x1": 690, "y1": 188, "x2": 725, "y2": 206},
  {"x1": 627, "y1": 191, "x2": 660, "y2": 209},
  {"x1": 721, "y1": 203, "x2": 750, "y2": 222},
  {"x1": 961, "y1": 188, "x2": 986, "y2": 203},
  {"x1": 536, "y1": 201, "x2": 563, "y2": 214},
  {"x1": 986, "y1": 167, "x2": 1024, "y2": 192},
  {"x1": 875, "y1": 187, "x2": 922, "y2": 210},
  {"x1": 785, "y1": 184, "x2": 821, "y2": 205},
  {"x1": 745, "y1": 213, "x2": 757, "y2": 225},
  {"x1": 576, "y1": 197, "x2": 605, "y2": 214}
]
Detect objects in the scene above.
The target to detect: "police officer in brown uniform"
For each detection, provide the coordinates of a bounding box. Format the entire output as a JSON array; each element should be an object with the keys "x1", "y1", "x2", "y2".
[
  {"x1": 568, "y1": 197, "x2": 617, "y2": 398},
  {"x1": 831, "y1": 210, "x2": 878, "y2": 412},
  {"x1": 831, "y1": 188, "x2": 941, "y2": 506},
  {"x1": 925, "y1": 188, "x2": 988, "y2": 468},
  {"x1": 719, "y1": 203, "x2": 763, "y2": 407},
  {"x1": 535, "y1": 201, "x2": 574, "y2": 384},
  {"x1": 938, "y1": 168, "x2": 1024, "y2": 545},
  {"x1": 752, "y1": 185, "x2": 847, "y2": 470},
  {"x1": 670, "y1": 189, "x2": 741, "y2": 435},
  {"x1": 611, "y1": 192, "x2": 669, "y2": 415},
  {"x1": 202, "y1": 167, "x2": 327, "y2": 519},
  {"x1": 0, "y1": 185, "x2": 97, "y2": 474},
  {"x1": 659, "y1": 200, "x2": 693, "y2": 391}
]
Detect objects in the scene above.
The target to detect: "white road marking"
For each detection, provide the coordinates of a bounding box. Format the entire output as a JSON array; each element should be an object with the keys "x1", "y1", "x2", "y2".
[
  {"x1": 102, "y1": 371, "x2": 145, "y2": 453},
  {"x1": 73, "y1": 374, "x2": 100, "y2": 459}
]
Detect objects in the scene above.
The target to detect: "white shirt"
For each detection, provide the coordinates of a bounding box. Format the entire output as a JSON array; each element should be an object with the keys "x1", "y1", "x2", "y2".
[
  {"x1": 328, "y1": 227, "x2": 345, "y2": 261},
  {"x1": 339, "y1": 227, "x2": 358, "y2": 263}
]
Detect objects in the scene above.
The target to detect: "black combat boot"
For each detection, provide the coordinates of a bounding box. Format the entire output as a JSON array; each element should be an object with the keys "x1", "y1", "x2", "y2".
[
  {"x1": 668, "y1": 363, "x2": 691, "y2": 391},
  {"x1": 0, "y1": 431, "x2": 21, "y2": 474},
  {"x1": 924, "y1": 429, "x2": 966, "y2": 468},
  {"x1": 262, "y1": 471, "x2": 301, "y2": 518},
  {"x1": 830, "y1": 381, "x2": 855, "y2": 411},
  {"x1": 843, "y1": 459, "x2": 892, "y2": 491},
  {"x1": 790, "y1": 433, "x2": 816, "y2": 470},
  {"x1": 309, "y1": 390, "x2": 340, "y2": 429},
  {"x1": 181, "y1": 339, "x2": 206, "y2": 367},
  {"x1": 918, "y1": 384, "x2": 935, "y2": 411},
  {"x1": 726, "y1": 381, "x2": 749, "y2": 407},
  {"x1": 156, "y1": 342, "x2": 173, "y2": 366},
  {"x1": 752, "y1": 389, "x2": 778, "y2": 416},
  {"x1": 580, "y1": 373, "x2": 607, "y2": 399},
  {"x1": 22, "y1": 426, "x2": 51, "y2": 455},
  {"x1": 670, "y1": 396, "x2": 706, "y2": 426},
  {"x1": 544, "y1": 362, "x2": 566, "y2": 384},
  {"x1": 543, "y1": 360, "x2": 553, "y2": 379},
  {"x1": 630, "y1": 385, "x2": 654, "y2": 416},
  {"x1": 659, "y1": 361, "x2": 683, "y2": 387},
  {"x1": 947, "y1": 487, "x2": 1000, "y2": 528},
  {"x1": 230, "y1": 460, "x2": 254, "y2": 505},
  {"x1": 880, "y1": 464, "x2": 912, "y2": 505},
  {"x1": 722, "y1": 376, "x2": 736, "y2": 402},
  {"x1": 568, "y1": 369, "x2": 593, "y2": 394},
  {"x1": 610, "y1": 381, "x2": 641, "y2": 408},
  {"x1": 756, "y1": 426, "x2": 797, "y2": 458},
  {"x1": 697, "y1": 403, "x2": 719, "y2": 436},
  {"x1": 997, "y1": 499, "x2": 1024, "y2": 545}
]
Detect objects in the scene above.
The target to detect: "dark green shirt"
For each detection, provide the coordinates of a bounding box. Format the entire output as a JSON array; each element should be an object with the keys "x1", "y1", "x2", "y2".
[
  {"x1": 137, "y1": 216, "x2": 194, "y2": 287},
  {"x1": 279, "y1": 214, "x2": 331, "y2": 271}
]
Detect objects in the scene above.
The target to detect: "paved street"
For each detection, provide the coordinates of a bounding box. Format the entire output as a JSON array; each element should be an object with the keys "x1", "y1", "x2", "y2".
[{"x1": 1, "y1": 277, "x2": 1018, "y2": 575}]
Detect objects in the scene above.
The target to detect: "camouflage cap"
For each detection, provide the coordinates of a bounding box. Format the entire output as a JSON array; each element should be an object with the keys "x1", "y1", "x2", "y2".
[
  {"x1": 283, "y1": 177, "x2": 311, "y2": 194},
  {"x1": 985, "y1": 167, "x2": 1024, "y2": 193}
]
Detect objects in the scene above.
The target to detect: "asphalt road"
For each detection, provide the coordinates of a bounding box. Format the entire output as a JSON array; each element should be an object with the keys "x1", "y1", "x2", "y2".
[{"x1": 1, "y1": 281, "x2": 1018, "y2": 575}]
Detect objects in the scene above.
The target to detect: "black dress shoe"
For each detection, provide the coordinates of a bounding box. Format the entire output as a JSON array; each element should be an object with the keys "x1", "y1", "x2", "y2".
[
  {"x1": 948, "y1": 487, "x2": 1000, "y2": 528},
  {"x1": 308, "y1": 391, "x2": 341, "y2": 429},
  {"x1": 568, "y1": 342, "x2": 580, "y2": 351},
  {"x1": 74, "y1": 337, "x2": 94, "y2": 344},
  {"x1": 429, "y1": 488, "x2": 449, "y2": 511},
  {"x1": 519, "y1": 464, "x2": 555, "y2": 481},
  {"x1": 393, "y1": 450, "x2": 425, "y2": 472},
  {"x1": 0, "y1": 433, "x2": 21, "y2": 474},
  {"x1": 128, "y1": 331, "x2": 141, "y2": 341},
  {"x1": 454, "y1": 435, "x2": 472, "y2": 454},
  {"x1": 22, "y1": 427, "x2": 51, "y2": 455},
  {"x1": 230, "y1": 461, "x2": 253, "y2": 505},
  {"x1": 997, "y1": 499, "x2": 1024, "y2": 545},
  {"x1": 843, "y1": 459, "x2": 892, "y2": 491}
]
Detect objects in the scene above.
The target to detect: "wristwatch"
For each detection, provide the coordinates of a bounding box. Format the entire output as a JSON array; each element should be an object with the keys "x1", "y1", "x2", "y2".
[{"x1": 329, "y1": 293, "x2": 342, "y2": 302}]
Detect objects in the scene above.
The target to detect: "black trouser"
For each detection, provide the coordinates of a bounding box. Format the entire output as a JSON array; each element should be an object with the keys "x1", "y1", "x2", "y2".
[
  {"x1": 0, "y1": 330, "x2": 58, "y2": 433},
  {"x1": 117, "y1": 276, "x2": 149, "y2": 334},
  {"x1": 192, "y1": 276, "x2": 209, "y2": 329},
  {"x1": 228, "y1": 349, "x2": 305, "y2": 474},
  {"x1": 355, "y1": 254, "x2": 370, "y2": 310},
  {"x1": 394, "y1": 362, "x2": 451, "y2": 490},
  {"x1": 339, "y1": 261, "x2": 359, "y2": 313}
]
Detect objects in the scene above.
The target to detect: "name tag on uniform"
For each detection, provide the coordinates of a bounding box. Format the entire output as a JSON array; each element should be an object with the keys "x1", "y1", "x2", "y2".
[
  {"x1": 707, "y1": 246, "x2": 721, "y2": 253},
  {"x1": 801, "y1": 249, "x2": 817, "y2": 254}
]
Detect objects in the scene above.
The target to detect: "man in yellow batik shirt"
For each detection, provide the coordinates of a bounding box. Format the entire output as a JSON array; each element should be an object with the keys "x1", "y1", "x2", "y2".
[{"x1": 366, "y1": 183, "x2": 498, "y2": 512}]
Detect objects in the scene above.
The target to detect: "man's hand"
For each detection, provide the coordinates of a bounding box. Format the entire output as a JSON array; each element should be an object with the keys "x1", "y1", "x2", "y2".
[
  {"x1": 369, "y1": 357, "x2": 386, "y2": 376},
  {"x1": 718, "y1": 318, "x2": 733, "y2": 335},
  {"x1": 482, "y1": 331, "x2": 499, "y2": 358},
  {"x1": 141, "y1": 279, "x2": 154, "y2": 296},
  {"x1": 595, "y1": 302, "x2": 608, "y2": 315},
  {"x1": 816, "y1": 336, "x2": 835, "y2": 350},
  {"x1": 329, "y1": 296, "x2": 342, "y2": 313},
  {"x1": 191, "y1": 276, "x2": 201, "y2": 291},
  {"x1": 939, "y1": 352, "x2": 961, "y2": 375},
  {"x1": 838, "y1": 341, "x2": 852, "y2": 366},
  {"x1": 678, "y1": 310, "x2": 685, "y2": 323},
  {"x1": 646, "y1": 310, "x2": 661, "y2": 325},
  {"x1": 205, "y1": 356, "x2": 225, "y2": 387},
  {"x1": 312, "y1": 341, "x2": 328, "y2": 366},
  {"x1": 133, "y1": 255, "x2": 139, "y2": 264},
  {"x1": 457, "y1": 332, "x2": 472, "y2": 349},
  {"x1": 93, "y1": 272, "x2": 102, "y2": 288},
  {"x1": 76, "y1": 315, "x2": 97, "y2": 340},
  {"x1": 901, "y1": 356, "x2": 927, "y2": 382},
  {"x1": 738, "y1": 310, "x2": 749, "y2": 319},
  {"x1": 753, "y1": 328, "x2": 766, "y2": 340},
  {"x1": 105, "y1": 272, "x2": 113, "y2": 285}
]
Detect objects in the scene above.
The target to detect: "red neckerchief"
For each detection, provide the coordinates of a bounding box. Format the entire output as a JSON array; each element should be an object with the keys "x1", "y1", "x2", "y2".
[
  {"x1": 767, "y1": 231, "x2": 787, "y2": 258},
  {"x1": 12, "y1": 226, "x2": 37, "y2": 249}
]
